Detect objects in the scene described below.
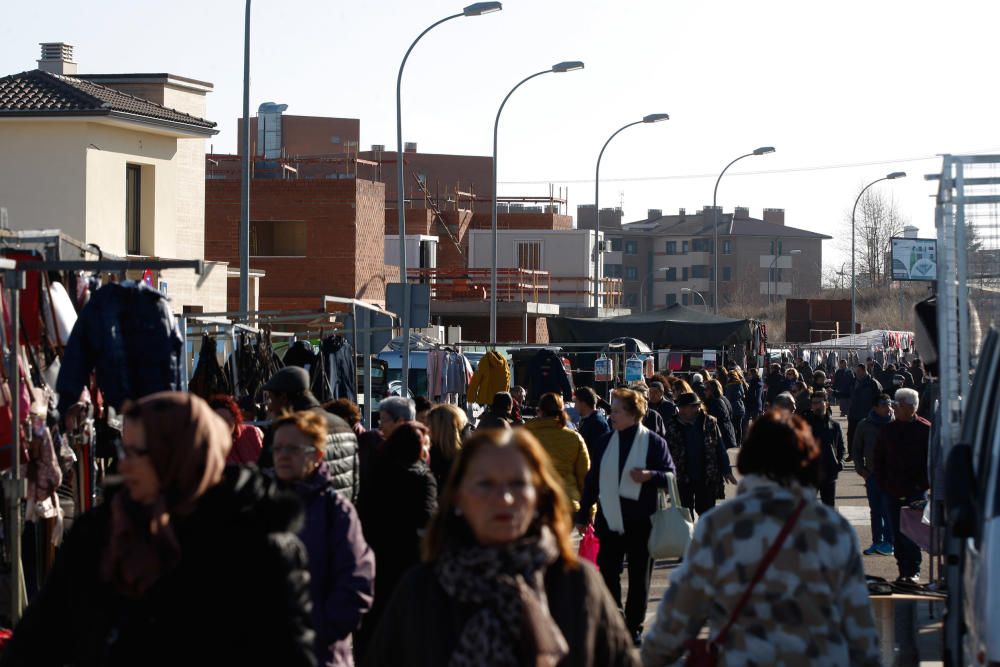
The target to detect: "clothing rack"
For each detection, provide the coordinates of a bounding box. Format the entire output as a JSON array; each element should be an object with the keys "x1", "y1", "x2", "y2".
[{"x1": 2, "y1": 256, "x2": 203, "y2": 626}]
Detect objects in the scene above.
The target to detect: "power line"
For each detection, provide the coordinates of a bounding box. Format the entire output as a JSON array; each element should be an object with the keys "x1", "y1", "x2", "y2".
[{"x1": 497, "y1": 150, "x2": 1000, "y2": 185}]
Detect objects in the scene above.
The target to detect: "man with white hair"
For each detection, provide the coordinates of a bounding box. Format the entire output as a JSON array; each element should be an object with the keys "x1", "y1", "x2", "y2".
[{"x1": 874, "y1": 387, "x2": 931, "y2": 584}]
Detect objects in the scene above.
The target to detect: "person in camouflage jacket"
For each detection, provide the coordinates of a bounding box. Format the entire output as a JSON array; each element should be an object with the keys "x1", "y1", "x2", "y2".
[
  {"x1": 641, "y1": 411, "x2": 880, "y2": 667},
  {"x1": 663, "y1": 392, "x2": 734, "y2": 516}
]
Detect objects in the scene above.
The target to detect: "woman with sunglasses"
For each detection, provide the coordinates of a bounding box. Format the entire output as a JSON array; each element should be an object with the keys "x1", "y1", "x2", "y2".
[
  {"x1": 3, "y1": 392, "x2": 315, "y2": 667},
  {"x1": 271, "y1": 410, "x2": 375, "y2": 667}
]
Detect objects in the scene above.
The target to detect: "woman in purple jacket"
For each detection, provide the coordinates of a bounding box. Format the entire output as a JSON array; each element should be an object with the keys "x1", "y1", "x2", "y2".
[{"x1": 273, "y1": 410, "x2": 376, "y2": 667}]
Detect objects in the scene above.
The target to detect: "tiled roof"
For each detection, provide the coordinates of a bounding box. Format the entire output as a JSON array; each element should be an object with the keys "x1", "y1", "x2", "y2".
[
  {"x1": 0, "y1": 69, "x2": 216, "y2": 130},
  {"x1": 619, "y1": 213, "x2": 831, "y2": 240}
]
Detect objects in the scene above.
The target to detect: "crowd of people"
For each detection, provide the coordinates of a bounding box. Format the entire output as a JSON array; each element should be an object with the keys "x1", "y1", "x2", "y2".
[{"x1": 1, "y1": 350, "x2": 933, "y2": 666}]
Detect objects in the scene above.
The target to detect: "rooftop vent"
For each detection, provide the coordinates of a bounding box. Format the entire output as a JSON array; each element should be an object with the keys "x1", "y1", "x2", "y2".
[
  {"x1": 371, "y1": 144, "x2": 385, "y2": 152},
  {"x1": 647, "y1": 209, "x2": 662, "y2": 220},
  {"x1": 404, "y1": 142, "x2": 418, "y2": 153},
  {"x1": 38, "y1": 42, "x2": 76, "y2": 75}
]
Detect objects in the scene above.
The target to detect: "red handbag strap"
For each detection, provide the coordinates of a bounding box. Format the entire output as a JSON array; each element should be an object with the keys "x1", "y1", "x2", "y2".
[{"x1": 712, "y1": 498, "x2": 807, "y2": 647}]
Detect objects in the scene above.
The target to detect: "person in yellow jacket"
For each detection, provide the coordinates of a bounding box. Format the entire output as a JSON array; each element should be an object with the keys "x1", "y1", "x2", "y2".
[
  {"x1": 467, "y1": 351, "x2": 510, "y2": 405},
  {"x1": 524, "y1": 393, "x2": 590, "y2": 512}
]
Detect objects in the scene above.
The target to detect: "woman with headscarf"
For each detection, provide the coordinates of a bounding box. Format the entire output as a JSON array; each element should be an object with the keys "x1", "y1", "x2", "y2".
[
  {"x1": 3, "y1": 392, "x2": 314, "y2": 667},
  {"x1": 364, "y1": 429, "x2": 639, "y2": 667}
]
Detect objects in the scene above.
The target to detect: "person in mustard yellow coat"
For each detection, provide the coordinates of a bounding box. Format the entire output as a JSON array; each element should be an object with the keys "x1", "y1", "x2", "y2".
[
  {"x1": 524, "y1": 393, "x2": 590, "y2": 512},
  {"x1": 467, "y1": 350, "x2": 510, "y2": 405}
]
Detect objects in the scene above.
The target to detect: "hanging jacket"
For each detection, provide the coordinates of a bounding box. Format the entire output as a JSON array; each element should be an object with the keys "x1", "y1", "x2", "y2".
[
  {"x1": 467, "y1": 351, "x2": 511, "y2": 404},
  {"x1": 189, "y1": 334, "x2": 231, "y2": 400},
  {"x1": 527, "y1": 350, "x2": 572, "y2": 402},
  {"x1": 56, "y1": 282, "x2": 182, "y2": 416},
  {"x1": 322, "y1": 336, "x2": 357, "y2": 403},
  {"x1": 283, "y1": 341, "x2": 331, "y2": 402}
]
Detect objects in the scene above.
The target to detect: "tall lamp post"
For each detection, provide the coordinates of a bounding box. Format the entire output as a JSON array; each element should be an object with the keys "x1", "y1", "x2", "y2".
[
  {"x1": 592, "y1": 113, "x2": 670, "y2": 310},
  {"x1": 490, "y1": 60, "x2": 584, "y2": 345},
  {"x1": 681, "y1": 287, "x2": 708, "y2": 312},
  {"x1": 767, "y1": 248, "x2": 801, "y2": 304},
  {"x1": 850, "y1": 171, "x2": 906, "y2": 338},
  {"x1": 239, "y1": 0, "x2": 252, "y2": 319},
  {"x1": 712, "y1": 146, "x2": 774, "y2": 313},
  {"x1": 638, "y1": 267, "x2": 668, "y2": 312},
  {"x1": 396, "y1": 2, "x2": 501, "y2": 391}
]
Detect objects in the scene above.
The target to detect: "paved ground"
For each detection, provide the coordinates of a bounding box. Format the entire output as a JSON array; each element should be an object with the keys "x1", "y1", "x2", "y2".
[{"x1": 622, "y1": 413, "x2": 945, "y2": 666}]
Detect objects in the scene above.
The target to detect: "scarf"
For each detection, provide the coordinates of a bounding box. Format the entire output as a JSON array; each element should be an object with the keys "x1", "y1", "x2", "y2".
[
  {"x1": 867, "y1": 409, "x2": 893, "y2": 426},
  {"x1": 436, "y1": 527, "x2": 569, "y2": 667},
  {"x1": 101, "y1": 392, "x2": 231, "y2": 597},
  {"x1": 599, "y1": 424, "x2": 649, "y2": 534}
]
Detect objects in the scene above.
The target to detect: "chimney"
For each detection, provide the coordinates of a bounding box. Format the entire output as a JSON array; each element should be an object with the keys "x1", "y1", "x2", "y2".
[
  {"x1": 371, "y1": 144, "x2": 385, "y2": 152},
  {"x1": 38, "y1": 42, "x2": 77, "y2": 75},
  {"x1": 647, "y1": 209, "x2": 662, "y2": 220},
  {"x1": 404, "y1": 142, "x2": 417, "y2": 153},
  {"x1": 678, "y1": 208, "x2": 685, "y2": 217},
  {"x1": 734, "y1": 206, "x2": 750, "y2": 220},
  {"x1": 763, "y1": 208, "x2": 785, "y2": 226},
  {"x1": 902, "y1": 225, "x2": 919, "y2": 239}
]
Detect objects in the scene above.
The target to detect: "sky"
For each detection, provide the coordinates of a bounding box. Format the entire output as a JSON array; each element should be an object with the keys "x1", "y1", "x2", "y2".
[{"x1": 2, "y1": 0, "x2": 998, "y2": 272}]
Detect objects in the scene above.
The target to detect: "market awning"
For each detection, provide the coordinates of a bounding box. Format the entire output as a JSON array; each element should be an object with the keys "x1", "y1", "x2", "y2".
[{"x1": 547, "y1": 304, "x2": 757, "y2": 349}]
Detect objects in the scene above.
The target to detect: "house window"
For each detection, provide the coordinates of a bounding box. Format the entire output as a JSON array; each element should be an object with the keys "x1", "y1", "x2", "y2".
[
  {"x1": 665, "y1": 267, "x2": 677, "y2": 282},
  {"x1": 126, "y1": 164, "x2": 141, "y2": 255},
  {"x1": 251, "y1": 220, "x2": 308, "y2": 256},
  {"x1": 778, "y1": 240, "x2": 783, "y2": 255},
  {"x1": 692, "y1": 239, "x2": 712, "y2": 253},
  {"x1": 666, "y1": 293, "x2": 677, "y2": 306},
  {"x1": 681, "y1": 240, "x2": 689, "y2": 254},
  {"x1": 516, "y1": 241, "x2": 543, "y2": 271},
  {"x1": 682, "y1": 267, "x2": 689, "y2": 281},
  {"x1": 624, "y1": 240, "x2": 638, "y2": 255},
  {"x1": 681, "y1": 292, "x2": 690, "y2": 306},
  {"x1": 625, "y1": 266, "x2": 638, "y2": 281},
  {"x1": 692, "y1": 265, "x2": 708, "y2": 279},
  {"x1": 770, "y1": 240, "x2": 775, "y2": 255},
  {"x1": 666, "y1": 241, "x2": 677, "y2": 255},
  {"x1": 723, "y1": 267, "x2": 732, "y2": 281},
  {"x1": 723, "y1": 240, "x2": 732, "y2": 255},
  {"x1": 604, "y1": 264, "x2": 623, "y2": 278},
  {"x1": 610, "y1": 238, "x2": 623, "y2": 251}
]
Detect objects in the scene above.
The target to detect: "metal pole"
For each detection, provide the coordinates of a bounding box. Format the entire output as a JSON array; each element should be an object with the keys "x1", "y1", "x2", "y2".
[
  {"x1": 239, "y1": 0, "x2": 251, "y2": 319},
  {"x1": 492, "y1": 69, "x2": 552, "y2": 345},
  {"x1": 396, "y1": 12, "x2": 463, "y2": 394},
  {"x1": 851, "y1": 177, "x2": 888, "y2": 338},
  {"x1": 7, "y1": 274, "x2": 24, "y2": 623},
  {"x1": 712, "y1": 152, "x2": 754, "y2": 313}
]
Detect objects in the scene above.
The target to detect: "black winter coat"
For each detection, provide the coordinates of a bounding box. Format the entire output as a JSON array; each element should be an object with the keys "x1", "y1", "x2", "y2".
[
  {"x1": 56, "y1": 282, "x2": 182, "y2": 416},
  {"x1": 322, "y1": 336, "x2": 357, "y2": 403},
  {"x1": 527, "y1": 350, "x2": 573, "y2": 401},
  {"x1": 705, "y1": 397, "x2": 737, "y2": 450},
  {"x1": 745, "y1": 377, "x2": 764, "y2": 416},
  {"x1": 2, "y1": 468, "x2": 315, "y2": 667},
  {"x1": 765, "y1": 371, "x2": 786, "y2": 404},
  {"x1": 848, "y1": 376, "x2": 883, "y2": 422},
  {"x1": 804, "y1": 412, "x2": 846, "y2": 483}
]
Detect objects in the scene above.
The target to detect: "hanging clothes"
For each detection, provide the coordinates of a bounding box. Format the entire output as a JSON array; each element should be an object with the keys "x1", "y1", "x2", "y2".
[
  {"x1": 189, "y1": 334, "x2": 231, "y2": 400},
  {"x1": 56, "y1": 282, "x2": 182, "y2": 416},
  {"x1": 322, "y1": 335, "x2": 357, "y2": 403},
  {"x1": 526, "y1": 349, "x2": 572, "y2": 402},
  {"x1": 467, "y1": 350, "x2": 510, "y2": 404},
  {"x1": 282, "y1": 340, "x2": 331, "y2": 402}
]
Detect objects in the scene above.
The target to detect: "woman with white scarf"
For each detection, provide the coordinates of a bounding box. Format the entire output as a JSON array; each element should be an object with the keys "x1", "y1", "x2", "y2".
[{"x1": 575, "y1": 388, "x2": 676, "y2": 647}]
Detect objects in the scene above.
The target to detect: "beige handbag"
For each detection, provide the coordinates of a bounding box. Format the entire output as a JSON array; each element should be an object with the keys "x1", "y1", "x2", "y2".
[{"x1": 648, "y1": 472, "x2": 694, "y2": 559}]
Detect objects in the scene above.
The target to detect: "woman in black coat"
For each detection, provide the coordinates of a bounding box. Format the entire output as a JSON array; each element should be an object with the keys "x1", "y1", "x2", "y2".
[
  {"x1": 2, "y1": 392, "x2": 314, "y2": 667},
  {"x1": 356, "y1": 421, "x2": 438, "y2": 661},
  {"x1": 704, "y1": 380, "x2": 737, "y2": 451}
]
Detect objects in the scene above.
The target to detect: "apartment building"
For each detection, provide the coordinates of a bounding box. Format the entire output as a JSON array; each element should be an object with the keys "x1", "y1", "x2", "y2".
[{"x1": 591, "y1": 206, "x2": 830, "y2": 311}]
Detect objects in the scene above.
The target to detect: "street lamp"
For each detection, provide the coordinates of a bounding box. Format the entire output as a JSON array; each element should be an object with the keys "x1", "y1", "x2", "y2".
[
  {"x1": 850, "y1": 171, "x2": 906, "y2": 338},
  {"x1": 490, "y1": 60, "x2": 584, "y2": 345},
  {"x1": 767, "y1": 248, "x2": 801, "y2": 304},
  {"x1": 638, "y1": 267, "x2": 668, "y2": 312},
  {"x1": 396, "y1": 2, "x2": 501, "y2": 390},
  {"x1": 239, "y1": 0, "x2": 253, "y2": 319},
  {"x1": 592, "y1": 113, "x2": 670, "y2": 310},
  {"x1": 712, "y1": 146, "x2": 775, "y2": 314},
  {"x1": 682, "y1": 287, "x2": 708, "y2": 311}
]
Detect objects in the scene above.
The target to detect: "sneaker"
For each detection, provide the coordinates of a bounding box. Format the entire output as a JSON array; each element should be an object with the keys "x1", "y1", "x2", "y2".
[
  {"x1": 874, "y1": 542, "x2": 894, "y2": 556},
  {"x1": 863, "y1": 544, "x2": 880, "y2": 556},
  {"x1": 895, "y1": 575, "x2": 920, "y2": 586}
]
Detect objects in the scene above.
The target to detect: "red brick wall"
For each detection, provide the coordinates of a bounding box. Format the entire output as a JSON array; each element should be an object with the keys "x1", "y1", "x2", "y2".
[
  {"x1": 441, "y1": 316, "x2": 549, "y2": 344},
  {"x1": 206, "y1": 178, "x2": 386, "y2": 313},
  {"x1": 470, "y1": 212, "x2": 572, "y2": 231},
  {"x1": 437, "y1": 210, "x2": 474, "y2": 273},
  {"x1": 237, "y1": 115, "x2": 361, "y2": 157}
]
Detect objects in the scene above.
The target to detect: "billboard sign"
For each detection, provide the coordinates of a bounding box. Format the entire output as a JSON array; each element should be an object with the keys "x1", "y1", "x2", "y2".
[{"x1": 891, "y1": 237, "x2": 937, "y2": 281}]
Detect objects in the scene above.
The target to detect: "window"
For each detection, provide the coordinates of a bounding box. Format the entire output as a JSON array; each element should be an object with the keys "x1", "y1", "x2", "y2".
[
  {"x1": 778, "y1": 240, "x2": 783, "y2": 255},
  {"x1": 516, "y1": 241, "x2": 543, "y2": 271},
  {"x1": 723, "y1": 240, "x2": 732, "y2": 255},
  {"x1": 666, "y1": 293, "x2": 677, "y2": 306},
  {"x1": 251, "y1": 220, "x2": 308, "y2": 256},
  {"x1": 769, "y1": 240, "x2": 775, "y2": 255},
  {"x1": 665, "y1": 267, "x2": 677, "y2": 282},
  {"x1": 625, "y1": 266, "x2": 638, "y2": 281},
  {"x1": 692, "y1": 265, "x2": 708, "y2": 279},
  {"x1": 681, "y1": 240, "x2": 689, "y2": 255},
  {"x1": 624, "y1": 240, "x2": 638, "y2": 255},
  {"x1": 604, "y1": 264, "x2": 623, "y2": 278},
  {"x1": 692, "y1": 239, "x2": 712, "y2": 253},
  {"x1": 682, "y1": 267, "x2": 689, "y2": 281},
  {"x1": 666, "y1": 241, "x2": 677, "y2": 255},
  {"x1": 610, "y1": 238, "x2": 623, "y2": 252},
  {"x1": 681, "y1": 292, "x2": 690, "y2": 306},
  {"x1": 126, "y1": 164, "x2": 141, "y2": 255},
  {"x1": 722, "y1": 267, "x2": 732, "y2": 282}
]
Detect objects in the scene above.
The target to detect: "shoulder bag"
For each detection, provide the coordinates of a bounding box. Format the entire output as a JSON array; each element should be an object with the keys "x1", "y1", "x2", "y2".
[
  {"x1": 684, "y1": 498, "x2": 807, "y2": 666},
  {"x1": 648, "y1": 472, "x2": 694, "y2": 560}
]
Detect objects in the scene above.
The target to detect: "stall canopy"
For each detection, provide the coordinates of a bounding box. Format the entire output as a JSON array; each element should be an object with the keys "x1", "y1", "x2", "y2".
[{"x1": 548, "y1": 304, "x2": 757, "y2": 348}]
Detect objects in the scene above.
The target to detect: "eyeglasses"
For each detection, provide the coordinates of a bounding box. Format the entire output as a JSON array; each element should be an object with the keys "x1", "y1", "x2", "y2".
[
  {"x1": 115, "y1": 440, "x2": 150, "y2": 460},
  {"x1": 272, "y1": 444, "x2": 316, "y2": 456}
]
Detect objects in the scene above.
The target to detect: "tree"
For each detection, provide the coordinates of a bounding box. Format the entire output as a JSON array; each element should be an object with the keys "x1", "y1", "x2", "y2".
[{"x1": 843, "y1": 188, "x2": 907, "y2": 289}]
